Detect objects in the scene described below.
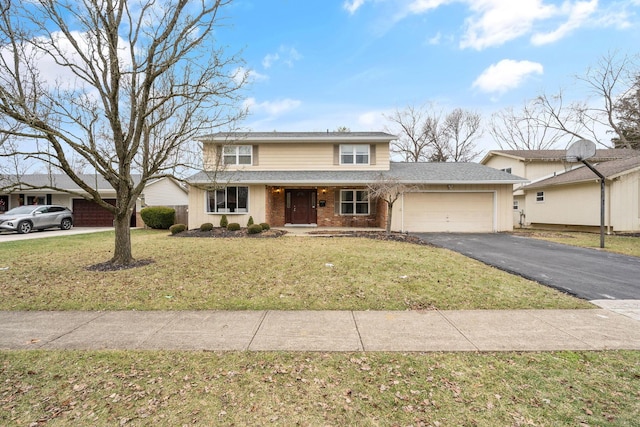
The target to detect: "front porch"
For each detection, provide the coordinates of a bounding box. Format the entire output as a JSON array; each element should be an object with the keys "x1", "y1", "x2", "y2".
[{"x1": 265, "y1": 186, "x2": 385, "y2": 228}]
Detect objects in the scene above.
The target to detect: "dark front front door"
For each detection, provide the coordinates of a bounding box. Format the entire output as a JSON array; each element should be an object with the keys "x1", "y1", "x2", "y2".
[{"x1": 285, "y1": 189, "x2": 317, "y2": 225}]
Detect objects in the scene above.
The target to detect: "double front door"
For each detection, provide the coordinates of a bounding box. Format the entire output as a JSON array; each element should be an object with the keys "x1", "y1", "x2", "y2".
[{"x1": 285, "y1": 189, "x2": 317, "y2": 225}]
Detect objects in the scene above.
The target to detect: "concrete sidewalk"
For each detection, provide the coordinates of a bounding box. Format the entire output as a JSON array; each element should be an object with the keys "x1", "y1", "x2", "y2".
[{"x1": 2, "y1": 303, "x2": 640, "y2": 352}]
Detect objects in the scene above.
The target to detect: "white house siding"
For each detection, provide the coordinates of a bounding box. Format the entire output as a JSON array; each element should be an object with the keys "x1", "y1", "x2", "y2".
[
  {"x1": 143, "y1": 178, "x2": 188, "y2": 206},
  {"x1": 525, "y1": 183, "x2": 607, "y2": 228},
  {"x1": 610, "y1": 172, "x2": 640, "y2": 232},
  {"x1": 188, "y1": 184, "x2": 267, "y2": 230}
]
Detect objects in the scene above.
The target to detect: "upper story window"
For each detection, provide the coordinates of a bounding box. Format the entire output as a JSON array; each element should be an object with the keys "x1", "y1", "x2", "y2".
[
  {"x1": 536, "y1": 191, "x2": 545, "y2": 202},
  {"x1": 340, "y1": 144, "x2": 369, "y2": 165},
  {"x1": 501, "y1": 167, "x2": 512, "y2": 174},
  {"x1": 223, "y1": 145, "x2": 252, "y2": 165}
]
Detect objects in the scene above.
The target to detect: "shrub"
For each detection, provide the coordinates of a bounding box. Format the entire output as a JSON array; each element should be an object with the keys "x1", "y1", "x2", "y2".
[
  {"x1": 219, "y1": 214, "x2": 228, "y2": 228},
  {"x1": 140, "y1": 206, "x2": 175, "y2": 229},
  {"x1": 169, "y1": 224, "x2": 186, "y2": 235},
  {"x1": 260, "y1": 223, "x2": 270, "y2": 230},
  {"x1": 226, "y1": 222, "x2": 240, "y2": 231},
  {"x1": 200, "y1": 222, "x2": 214, "y2": 232},
  {"x1": 247, "y1": 224, "x2": 263, "y2": 234},
  {"x1": 247, "y1": 216, "x2": 254, "y2": 226}
]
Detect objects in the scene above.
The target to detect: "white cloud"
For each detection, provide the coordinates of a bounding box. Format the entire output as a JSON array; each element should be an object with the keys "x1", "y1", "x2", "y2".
[
  {"x1": 427, "y1": 32, "x2": 442, "y2": 45},
  {"x1": 408, "y1": 0, "x2": 452, "y2": 14},
  {"x1": 232, "y1": 67, "x2": 268, "y2": 86},
  {"x1": 460, "y1": 0, "x2": 557, "y2": 50},
  {"x1": 531, "y1": 0, "x2": 598, "y2": 45},
  {"x1": 262, "y1": 53, "x2": 279, "y2": 69},
  {"x1": 343, "y1": 0, "x2": 368, "y2": 14},
  {"x1": 244, "y1": 97, "x2": 302, "y2": 116},
  {"x1": 472, "y1": 59, "x2": 543, "y2": 94},
  {"x1": 261, "y1": 45, "x2": 302, "y2": 69}
]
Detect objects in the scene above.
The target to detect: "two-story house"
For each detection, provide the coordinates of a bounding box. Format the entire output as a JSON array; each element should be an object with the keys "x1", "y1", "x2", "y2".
[
  {"x1": 481, "y1": 149, "x2": 640, "y2": 232},
  {"x1": 187, "y1": 132, "x2": 525, "y2": 232}
]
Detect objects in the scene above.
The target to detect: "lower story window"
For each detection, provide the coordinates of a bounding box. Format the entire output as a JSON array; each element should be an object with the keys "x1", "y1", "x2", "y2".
[
  {"x1": 536, "y1": 191, "x2": 545, "y2": 202},
  {"x1": 340, "y1": 189, "x2": 369, "y2": 215},
  {"x1": 513, "y1": 200, "x2": 519, "y2": 210},
  {"x1": 207, "y1": 186, "x2": 248, "y2": 213}
]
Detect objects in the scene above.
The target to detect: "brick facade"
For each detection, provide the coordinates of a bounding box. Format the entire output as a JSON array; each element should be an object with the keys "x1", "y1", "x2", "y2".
[{"x1": 266, "y1": 186, "x2": 384, "y2": 228}]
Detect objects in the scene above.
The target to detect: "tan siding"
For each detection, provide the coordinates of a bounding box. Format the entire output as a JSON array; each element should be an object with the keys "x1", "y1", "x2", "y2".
[
  {"x1": 389, "y1": 184, "x2": 513, "y2": 232},
  {"x1": 188, "y1": 184, "x2": 267, "y2": 229},
  {"x1": 203, "y1": 142, "x2": 390, "y2": 171}
]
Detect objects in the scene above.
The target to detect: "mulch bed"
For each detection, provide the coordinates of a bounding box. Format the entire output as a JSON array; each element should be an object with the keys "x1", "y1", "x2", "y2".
[
  {"x1": 86, "y1": 258, "x2": 155, "y2": 272},
  {"x1": 172, "y1": 227, "x2": 430, "y2": 245},
  {"x1": 172, "y1": 228, "x2": 288, "y2": 238}
]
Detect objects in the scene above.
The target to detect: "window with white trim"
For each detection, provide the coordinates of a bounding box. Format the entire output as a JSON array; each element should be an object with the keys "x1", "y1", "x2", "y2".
[
  {"x1": 340, "y1": 144, "x2": 369, "y2": 165},
  {"x1": 536, "y1": 191, "x2": 545, "y2": 202},
  {"x1": 513, "y1": 200, "x2": 519, "y2": 210},
  {"x1": 223, "y1": 145, "x2": 252, "y2": 165},
  {"x1": 207, "y1": 186, "x2": 249, "y2": 213},
  {"x1": 340, "y1": 189, "x2": 369, "y2": 215},
  {"x1": 501, "y1": 167, "x2": 512, "y2": 174}
]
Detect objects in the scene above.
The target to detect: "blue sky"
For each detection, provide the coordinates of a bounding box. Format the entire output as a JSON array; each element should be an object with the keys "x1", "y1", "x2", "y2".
[{"x1": 219, "y1": 0, "x2": 640, "y2": 152}]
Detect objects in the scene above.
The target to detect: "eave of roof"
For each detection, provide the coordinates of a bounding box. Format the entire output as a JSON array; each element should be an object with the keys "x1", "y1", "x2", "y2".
[
  {"x1": 481, "y1": 148, "x2": 638, "y2": 164},
  {"x1": 187, "y1": 162, "x2": 527, "y2": 186},
  {"x1": 523, "y1": 156, "x2": 640, "y2": 190},
  {"x1": 197, "y1": 131, "x2": 397, "y2": 144}
]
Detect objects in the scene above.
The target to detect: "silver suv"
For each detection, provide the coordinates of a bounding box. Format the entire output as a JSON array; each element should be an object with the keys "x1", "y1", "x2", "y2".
[{"x1": 0, "y1": 205, "x2": 74, "y2": 234}]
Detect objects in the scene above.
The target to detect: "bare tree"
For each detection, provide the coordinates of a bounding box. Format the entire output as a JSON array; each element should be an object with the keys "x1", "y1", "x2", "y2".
[
  {"x1": 613, "y1": 74, "x2": 640, "y2": 149},
  {"x1": 0, "y1": 0, "x2": 246, "y2": 266},
  {"x1": 442, "y1": 108, "x2": 482, "y2": 162},
  {"x1": 488, "y1": 101, "x2": 567, "y2": 150},
  {"x1": 367, "y1": 174, "x2": 410, "y2": 233},
  {"x1": 532, "y1": 52, "x2": 639, "y2": 148},
  {"x1": 386, "y1": 104, "x2": 481, "y2": 162}
]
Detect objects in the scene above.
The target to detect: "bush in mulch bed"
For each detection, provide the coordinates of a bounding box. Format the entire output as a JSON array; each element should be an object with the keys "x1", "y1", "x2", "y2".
[{"x1": 172, "y1": 227, "x2": 287, "y2": 238}]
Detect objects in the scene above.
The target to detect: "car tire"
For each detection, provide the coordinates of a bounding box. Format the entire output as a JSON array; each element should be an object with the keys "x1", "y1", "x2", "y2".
[
  {"x1": 60, "y1": 218, "x2": 73, "y2": 230},
  {"x1": 17, "y1": 221, "x2": 32, "y2": 234}
]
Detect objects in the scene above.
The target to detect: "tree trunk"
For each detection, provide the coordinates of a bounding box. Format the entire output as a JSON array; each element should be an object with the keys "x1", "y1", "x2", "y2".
[
  {"x1": 111, "y1": 213, "x2": 133, "y2": 265},
  {"x1": 386, "y1": 202, "x2": 393, "y2": 233}
]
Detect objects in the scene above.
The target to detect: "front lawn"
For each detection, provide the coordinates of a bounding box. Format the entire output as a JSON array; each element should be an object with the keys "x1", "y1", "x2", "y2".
[
  {"x1": 512, "y1": 229, "x2": 640, "y2": 257},
  {"x1": 0, "y1": 229, "x2": 590, "y2": 311},
  {"x1": 2, "y1": 350, "x2": 639, "y2": 426}
]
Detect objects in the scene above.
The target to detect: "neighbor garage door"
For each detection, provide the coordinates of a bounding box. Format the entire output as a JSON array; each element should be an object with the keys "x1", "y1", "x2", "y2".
[
  {"x1": 402, "y1": 192, "x2": 494, "y2": 232},
  {"x1": 72, "y1": 199, "x2": 116, "y2": 227}
]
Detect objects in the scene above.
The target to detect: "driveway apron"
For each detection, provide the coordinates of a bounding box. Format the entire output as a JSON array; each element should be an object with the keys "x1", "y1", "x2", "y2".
[{"x1": 415, "y1": 233, "x2": 640, "y2": 301}]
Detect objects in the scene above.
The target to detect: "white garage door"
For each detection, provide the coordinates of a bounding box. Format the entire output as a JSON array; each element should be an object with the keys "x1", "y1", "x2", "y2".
[{"x1": 403, "y1": 192, "x2": 494, "y2": 232}]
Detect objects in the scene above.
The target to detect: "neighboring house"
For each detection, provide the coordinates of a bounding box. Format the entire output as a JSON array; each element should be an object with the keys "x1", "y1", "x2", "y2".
[
  {"x1": 481, "y1": 149, "x2": 639, "y2": 231},
  {"x1": 187, "y1": 132, "x2": 525, "y2": 232},
  {"x1": 522, "y1": 156, "x2": 640, "y2": 232},
  {"x1": 140, "y1": 177, "x2": 189, "y2": 226},
  {"x1": 0, "y1": 174, "x2": 188, "y2": 227}
]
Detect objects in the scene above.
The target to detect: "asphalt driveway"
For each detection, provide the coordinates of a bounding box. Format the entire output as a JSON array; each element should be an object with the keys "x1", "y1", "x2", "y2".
[{"x1": 415, "y1": 233, "x2": 640, "y2": 301}]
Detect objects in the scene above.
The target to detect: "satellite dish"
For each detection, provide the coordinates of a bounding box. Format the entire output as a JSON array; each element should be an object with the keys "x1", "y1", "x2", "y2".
[{"x1": 566, "y1": 139, "x2": 596, "y2": 162}]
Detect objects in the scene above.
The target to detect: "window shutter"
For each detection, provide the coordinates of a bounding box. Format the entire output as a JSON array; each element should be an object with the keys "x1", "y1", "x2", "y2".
[
  {"x1": 334, "y1": 189, "x2": 341, "y2": 215},
  {"x1": 333, "y1": 145, "x2": 339, "y2": 165},
  {"x1": 370, "y1": 144, "x2": 376, "y2": 165},
  {"x1": 252, "y1": 145, "x2": 259, "y2": 166}
]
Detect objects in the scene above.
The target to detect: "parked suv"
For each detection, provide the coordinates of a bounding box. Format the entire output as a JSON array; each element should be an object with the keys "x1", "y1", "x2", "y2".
[{"x1": 0, "y1": 205, "x2": 74, "y2": 234}]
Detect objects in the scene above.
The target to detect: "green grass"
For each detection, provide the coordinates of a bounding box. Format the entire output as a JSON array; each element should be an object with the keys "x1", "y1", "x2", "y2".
[
  {"x1": 1, "y1": 350, "x2": 639, "y2": 426},
  {"x1": 512, "y1": 229, "x2": 640, "y2": 257},
  {"x1": 0, "y1": 229, "x2": 590, "y2": 310}
]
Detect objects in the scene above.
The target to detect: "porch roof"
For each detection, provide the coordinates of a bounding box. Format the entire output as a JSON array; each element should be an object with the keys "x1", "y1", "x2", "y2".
[{"x1": 187, "y1": 162, "x2": 526, "y2": 186}]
